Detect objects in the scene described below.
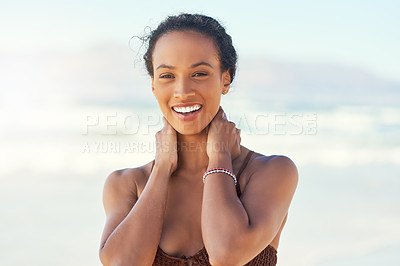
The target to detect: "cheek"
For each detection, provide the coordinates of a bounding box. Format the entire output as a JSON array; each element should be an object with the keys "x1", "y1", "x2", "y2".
[
  {"x1": 153, "y1": 89, "x2": 170, "y2": 114},
  {"x1": 153, "y1": 82, "x2": 169, "y2": 100}
]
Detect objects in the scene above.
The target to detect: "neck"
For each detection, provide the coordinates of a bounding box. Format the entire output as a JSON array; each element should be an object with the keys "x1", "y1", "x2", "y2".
[{"x1": 176, "y1": 129, "x2": 209, "y2": 173}]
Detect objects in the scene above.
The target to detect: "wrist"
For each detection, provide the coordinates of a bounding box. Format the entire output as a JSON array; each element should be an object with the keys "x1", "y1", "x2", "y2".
[
  {"x1": 154, "y1": 160, "x2": 175, "y2": 176},
  {"x1": 208, "y1": 150, "x2": 231, "y2": 160}
]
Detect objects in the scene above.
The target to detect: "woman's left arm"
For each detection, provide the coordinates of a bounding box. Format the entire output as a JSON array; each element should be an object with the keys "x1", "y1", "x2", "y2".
[{"x1": 202, "y1": 109, "x2": 298, "y2": 266}]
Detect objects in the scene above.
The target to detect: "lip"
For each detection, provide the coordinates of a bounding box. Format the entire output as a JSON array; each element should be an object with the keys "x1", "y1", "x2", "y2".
[{"x1": 171, "y1": 105, "x2": 203, "y2": 121}]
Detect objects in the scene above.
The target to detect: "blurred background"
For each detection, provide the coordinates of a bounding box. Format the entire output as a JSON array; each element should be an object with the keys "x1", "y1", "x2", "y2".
[{"x1": 1, "y1": 0, "x2": 399, "y2": 265}]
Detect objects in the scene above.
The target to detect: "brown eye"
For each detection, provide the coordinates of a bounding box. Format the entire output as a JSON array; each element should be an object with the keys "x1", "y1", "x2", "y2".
[
  {"x1": 193, "y1": 72, "x2": 207, "y2": 77},
  {"x1": 160, "y1": 74, "x2": 174, "y2": 79}
]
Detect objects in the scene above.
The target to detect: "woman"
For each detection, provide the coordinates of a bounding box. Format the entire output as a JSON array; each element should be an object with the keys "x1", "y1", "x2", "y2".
[{"x1": 99, "y1": 13, "x2": 298, "y2": 266}]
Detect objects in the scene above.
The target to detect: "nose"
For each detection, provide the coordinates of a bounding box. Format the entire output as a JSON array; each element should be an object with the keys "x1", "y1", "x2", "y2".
[{"x1": 173, "y1": 77, "x2": 195, "y2": 99}]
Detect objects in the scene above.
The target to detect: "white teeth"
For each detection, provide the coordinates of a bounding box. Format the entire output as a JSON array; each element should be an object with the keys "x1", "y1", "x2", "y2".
[{"x1": 173, "y1": 104, "x2": 201, "y2": 113}]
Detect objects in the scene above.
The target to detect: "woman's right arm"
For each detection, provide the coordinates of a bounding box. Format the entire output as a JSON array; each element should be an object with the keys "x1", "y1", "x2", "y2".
[
  {"x1": 99, "y1": 117, "x2": 177, "y2": 266},
  {"x1": 99, "y1": 163, "x2": 172, "y2": 266}
]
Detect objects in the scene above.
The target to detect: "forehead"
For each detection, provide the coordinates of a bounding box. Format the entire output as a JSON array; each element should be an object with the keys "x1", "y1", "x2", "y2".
[{"x1": 152, "y1": 31, "x2": 220, "y2": 68}]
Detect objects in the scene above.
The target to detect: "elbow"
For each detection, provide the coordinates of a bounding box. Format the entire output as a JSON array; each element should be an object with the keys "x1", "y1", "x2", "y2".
[
  {"x1": 209, "y1": 256, "x2": 240, "y2": 266},
  {"x1": 207, "y1": 245, "x2": 226, "y2": 266},
  {"x1": 208, "y1": 245, "x2": 241, "y2": 266},
  {"x1": 99, "y1": 248, "x2": 151, "y2": 266},
  {"x1": 208, "y1": 249, "x2": 255, "y2": 266},
  {"x1": 207, "y1": 232, "x2": 264, "y2": 266},
  {"x1": 99, "y1": 247, "x2": 114, "y2": 266},
  {"x1": 208, "y1": 256, "x2": 227, "y2": 266},
  {"x1": 99, "y1": 248, "x2": 127, "y2": 266},
  {"x1": 208, "y1": 257, "x2": 226, "y2": 266},
  {"x1": 206, "y1": 230, "x2": 252, "y2": 266}
]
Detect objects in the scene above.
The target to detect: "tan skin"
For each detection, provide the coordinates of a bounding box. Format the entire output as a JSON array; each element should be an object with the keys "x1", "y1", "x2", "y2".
[{"x1": 99, "y1": 31, "x2": 298, "y2": 266}]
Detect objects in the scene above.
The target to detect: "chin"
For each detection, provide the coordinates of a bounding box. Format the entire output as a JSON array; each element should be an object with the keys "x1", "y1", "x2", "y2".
[{"x1": 174, "y1": 123, "x2": 208, "y2": 136}]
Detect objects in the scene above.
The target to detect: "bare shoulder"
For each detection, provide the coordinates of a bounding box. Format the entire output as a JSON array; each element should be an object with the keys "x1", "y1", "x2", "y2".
[
  {"x1": 253, "y1": 152, "x2": 297, "y2": 173},
  {"x1": 102, "y1": 161, "x2": 154, "y2": 214},
  {"x1": 248, "y1": 151, "x2": 298, "y2": 188},
  {"x1": 104, "y1": 168, "x2": 142, "y2": 195},
  {"x1": 104, "y1": 160, "x2": 154, "y2": 189}
]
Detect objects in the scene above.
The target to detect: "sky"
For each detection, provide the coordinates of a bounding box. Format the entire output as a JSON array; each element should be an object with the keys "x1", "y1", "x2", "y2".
[{"x1": 1, "y1": 0, "x2": 399, "y2": 81}]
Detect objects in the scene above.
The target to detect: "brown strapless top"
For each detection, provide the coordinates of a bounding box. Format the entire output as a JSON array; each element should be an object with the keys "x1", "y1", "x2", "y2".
[{"x1": 152, "y1": 150, "x2": 278, "y2": 265}]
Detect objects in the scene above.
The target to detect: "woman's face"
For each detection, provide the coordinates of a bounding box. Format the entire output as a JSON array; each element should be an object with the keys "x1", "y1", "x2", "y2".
[{"x1": 151, "y1": 30, "x2": 231, "y2": 135}]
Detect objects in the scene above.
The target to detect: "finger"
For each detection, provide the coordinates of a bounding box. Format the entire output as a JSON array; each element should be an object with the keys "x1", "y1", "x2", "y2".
[
  {"x1": 216, "y1": 106, "x2": 224, "y2": 118},
  {"x1": 222, "y1": 112, "x2": 227, "y2": 120},
  {"x1": 236, "y1": 128, "x2": 241, "y2": 144},
  {"x1": 220, "y1": 107, "x2": 225, "y2": 117},
  {"x1": 217, "y1": 106, "x2": 228, "y2": 120}
]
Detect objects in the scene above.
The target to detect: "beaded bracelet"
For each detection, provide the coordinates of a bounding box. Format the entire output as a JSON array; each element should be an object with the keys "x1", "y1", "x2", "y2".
[{"x1": 202, "y1": 168, "x2": 237, "y2": 185}]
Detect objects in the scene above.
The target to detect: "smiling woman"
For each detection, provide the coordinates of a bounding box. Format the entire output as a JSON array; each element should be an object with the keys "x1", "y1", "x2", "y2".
[
  {"x1": 99, "y1": 13, "x2": 298, "y2": 266},
  {"x1": 152, "y1": 30, "x2": 229, "y2": 133}
]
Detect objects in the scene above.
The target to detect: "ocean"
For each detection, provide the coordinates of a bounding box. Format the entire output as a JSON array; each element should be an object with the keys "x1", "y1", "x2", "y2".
[{"x1": 1, "y1": 45, "x2": 399, "y2": 265}]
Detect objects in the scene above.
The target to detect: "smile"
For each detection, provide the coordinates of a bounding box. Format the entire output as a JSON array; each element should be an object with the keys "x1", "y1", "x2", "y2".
[
  {"x1": 172, "y1": 104, "x2": 202, "y2": 113},
  {"x1": 171, "y1": 104, "x2": 203, "y2": 121}
]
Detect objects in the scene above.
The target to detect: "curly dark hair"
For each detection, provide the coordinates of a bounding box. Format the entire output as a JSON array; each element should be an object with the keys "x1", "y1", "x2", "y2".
[{"x1": 143, "y1": 13, "x2": 237, "y2": 84}]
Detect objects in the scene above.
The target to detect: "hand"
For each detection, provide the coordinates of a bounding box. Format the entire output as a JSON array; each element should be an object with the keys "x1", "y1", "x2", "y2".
[
  {"x1": 206, "y1": 107, "x2": 241, "y2": 160},
  {"x1": 155, "y1": 117, "x2": 178, "y2": 175}
]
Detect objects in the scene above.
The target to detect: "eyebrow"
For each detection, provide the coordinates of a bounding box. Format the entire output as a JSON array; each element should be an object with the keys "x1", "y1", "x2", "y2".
[
  {"x1": 191, "y1": 62, "x2": 213, "y2": 68},
  {"x1": 155, "y1": 61, "x2": 214, "y2": 70}
]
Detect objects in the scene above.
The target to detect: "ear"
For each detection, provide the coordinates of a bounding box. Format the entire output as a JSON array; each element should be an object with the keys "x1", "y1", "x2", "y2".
[{"x1": 221, "y1": 70, "x2": 231, "y2": 95}]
